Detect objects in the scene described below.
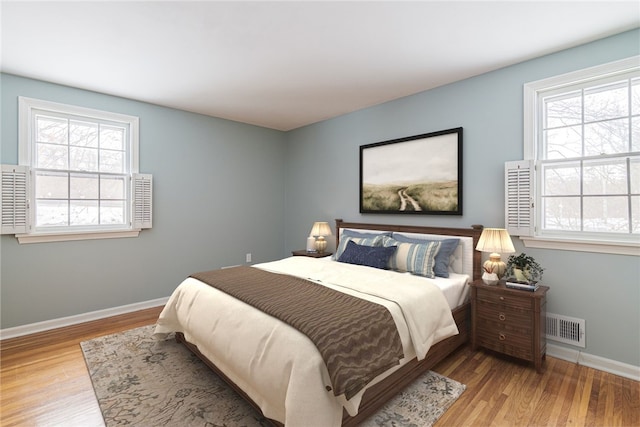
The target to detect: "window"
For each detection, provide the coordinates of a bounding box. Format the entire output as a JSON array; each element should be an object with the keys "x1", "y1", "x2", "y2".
[
  {"x1": 509, "y1": 56, "x2": 639, "y2": 255},
  {"x1": 1, "y1": 97, "x2": 151, "y2": 243}
]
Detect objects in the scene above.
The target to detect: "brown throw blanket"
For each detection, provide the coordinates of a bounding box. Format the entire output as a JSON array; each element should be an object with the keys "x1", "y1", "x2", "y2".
[{"x1": 190, "y1": 266, "x2": 404, "y2": 400}]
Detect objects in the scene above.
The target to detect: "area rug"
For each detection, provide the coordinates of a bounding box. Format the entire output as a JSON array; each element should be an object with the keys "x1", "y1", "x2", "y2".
[{"x1": 81, "y1": 325, "x2": 465, "y2": 427}]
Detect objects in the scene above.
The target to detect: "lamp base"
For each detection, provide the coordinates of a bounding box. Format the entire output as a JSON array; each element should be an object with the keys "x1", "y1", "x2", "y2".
[
  {"x1": 483, "y1": 253, "x2": 507, "y2": 279},
  {"x1": 315, "y1": 236, "x2": 327, "y2": 253}
]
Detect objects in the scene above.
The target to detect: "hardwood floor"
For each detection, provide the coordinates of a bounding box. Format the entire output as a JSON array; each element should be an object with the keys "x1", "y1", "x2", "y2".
[
  {"x1": 1, "y1": 307, "x2": 638, "y2": 426},
  {"x1": 433, "y1": 347, "x2": 639, "y2": 427},
  {"x1": 0, "y1": 307, "x2": 163, "y2": 427}
]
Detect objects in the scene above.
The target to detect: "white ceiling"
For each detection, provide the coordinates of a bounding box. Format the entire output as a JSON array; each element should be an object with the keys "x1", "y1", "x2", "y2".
[{"x1": 2, "y1": 1, "x2": 639, "y2": 131}]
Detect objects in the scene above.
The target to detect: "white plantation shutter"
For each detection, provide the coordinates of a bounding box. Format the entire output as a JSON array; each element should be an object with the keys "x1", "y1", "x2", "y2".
[
  {"x1": 132, "y1": 173, "x2": 152, "y2": 229},
  {"x1": 505, "y1": 160, "x2": 534, "y2": 237},
  {"x1": 1, "y1": 165, "x2": 30, "y2": 234}
]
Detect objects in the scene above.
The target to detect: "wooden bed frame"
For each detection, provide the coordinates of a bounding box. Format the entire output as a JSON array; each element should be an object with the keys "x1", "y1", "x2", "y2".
[{"x1": 176, "y1": 219, "x2": 483, "y2": 426}]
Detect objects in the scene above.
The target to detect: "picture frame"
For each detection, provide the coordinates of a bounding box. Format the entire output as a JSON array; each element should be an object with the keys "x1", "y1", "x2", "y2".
[{"x1": 360, "y1": 127, "x2": 462, "y2": 215}]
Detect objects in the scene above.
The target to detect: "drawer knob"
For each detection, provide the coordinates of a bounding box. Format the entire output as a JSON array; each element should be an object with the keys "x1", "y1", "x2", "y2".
[
  {"x1": 498, "y1": 313, "x2": 506, "y2": 321},
  {"x1": 499, "y1": 296, "x2": 505, "y2": 301},
  {"x1": 499, "y1": 333, "x2": 506, "y2": 341}
]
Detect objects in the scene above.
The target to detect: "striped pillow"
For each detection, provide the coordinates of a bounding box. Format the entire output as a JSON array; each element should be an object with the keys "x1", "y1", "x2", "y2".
[
  {"x1": 334, "y1": 234, "x2": 385, "y2": 260},
  {"x1": 390, "y1": 235, "x2": 460, "y2": 278},
  {"x1": 383, "y1": 237, "x2": 442, "y2": 278}
]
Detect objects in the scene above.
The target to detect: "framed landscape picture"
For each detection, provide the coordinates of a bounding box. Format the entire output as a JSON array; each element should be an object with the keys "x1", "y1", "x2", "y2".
[{"x1": 360, "y1": 127, "x2": 462, "y2": 215}]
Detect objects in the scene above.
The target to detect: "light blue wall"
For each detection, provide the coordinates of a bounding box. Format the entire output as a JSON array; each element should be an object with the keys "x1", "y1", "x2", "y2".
[
  {"x1": 1, "y1": 74, "x2": 287, "y2": 328},
  {"x1": 284, "y1": 29, "x2": 640, "y2": 367}
]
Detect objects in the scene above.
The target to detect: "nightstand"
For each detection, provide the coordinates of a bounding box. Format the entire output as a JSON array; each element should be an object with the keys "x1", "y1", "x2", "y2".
[
  {"x1": 291, "y1": 250, "x2": 332, "y2": 258},
  {"x1": 469, "y1": 279, "x2": 549, "y2": 373}
]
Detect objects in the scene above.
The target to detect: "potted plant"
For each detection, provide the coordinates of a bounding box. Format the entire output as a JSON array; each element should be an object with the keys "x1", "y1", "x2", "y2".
[{"x1": 505, "y1": 253, "x2": 544, "y2": 284}]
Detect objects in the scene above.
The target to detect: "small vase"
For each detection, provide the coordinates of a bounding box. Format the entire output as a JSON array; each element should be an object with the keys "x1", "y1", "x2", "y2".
[
  {"x1": 482, "y1": 272, "x2": 499, "y2": 285},
  {"x1": 306, "y1": 236, "x2": 316, "y2": 252}
]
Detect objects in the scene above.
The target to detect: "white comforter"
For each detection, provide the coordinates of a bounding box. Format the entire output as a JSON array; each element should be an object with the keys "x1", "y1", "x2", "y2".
[{"x1": 154, "y1": 256, "x2": 459, "y2": 427}]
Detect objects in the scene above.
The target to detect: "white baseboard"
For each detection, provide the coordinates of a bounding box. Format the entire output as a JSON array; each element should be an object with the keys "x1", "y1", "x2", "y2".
[
  {"x1": 547, "y1": 343, "x2": 640, "y2": 382},
  {"x1": 0, "y1": 297, "x2": 169, "y2": 340}
]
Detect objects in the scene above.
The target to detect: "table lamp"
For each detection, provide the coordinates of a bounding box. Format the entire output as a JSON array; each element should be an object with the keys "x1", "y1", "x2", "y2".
[
  {"x1": 475, "y1": 228, "x2": 516, "y2": 282},
  {"x1": 309, "y1": 221, "x2": 332, "y2": 254}
]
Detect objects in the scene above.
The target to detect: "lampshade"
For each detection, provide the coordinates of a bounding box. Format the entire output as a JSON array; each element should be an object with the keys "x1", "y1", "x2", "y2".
[
  {"x1": 309, "y1": 221, "x2": 332, "y2": 253},
  {"x1": 475, "y1": 228, "x2": 515, "y2": 280},
  {"x1": 475, "y1": 228, "x2": 516, "y2": 254}
]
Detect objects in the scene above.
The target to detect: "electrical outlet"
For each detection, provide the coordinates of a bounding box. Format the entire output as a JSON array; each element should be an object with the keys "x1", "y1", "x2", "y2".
[{"x1": 246, "y1": 253, "x2": 252, "y2": 263}]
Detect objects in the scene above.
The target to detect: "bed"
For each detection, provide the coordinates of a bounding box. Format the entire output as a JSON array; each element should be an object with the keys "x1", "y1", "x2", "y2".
[{"x1": 154, "y1": 219, "x2": 483, "y2": 426}]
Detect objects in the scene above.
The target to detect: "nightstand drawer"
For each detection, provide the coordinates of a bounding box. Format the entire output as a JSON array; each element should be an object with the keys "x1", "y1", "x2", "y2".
[
  {"x1": 476, "y1": 287, "x2": 534, "y2": 310},
  {"x1": 476, "y1": 310, "x2": 533, "y2": 335},
  {"x1": 476, "y1": 329, "x2": 533, "y2": 360},
  {"x1": 476, "y1": 301, "x2": 533, "y2": 326}
]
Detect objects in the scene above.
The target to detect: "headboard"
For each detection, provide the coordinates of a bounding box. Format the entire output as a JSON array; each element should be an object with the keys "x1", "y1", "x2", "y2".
[{"x1": 335, "y1": 219, "x2": 484, "y2": 281}]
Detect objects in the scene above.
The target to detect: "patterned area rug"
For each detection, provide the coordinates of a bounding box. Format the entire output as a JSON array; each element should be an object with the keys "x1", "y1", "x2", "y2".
[{"x1": 81, "y1": 325, "x2": 465, "y2": 427}]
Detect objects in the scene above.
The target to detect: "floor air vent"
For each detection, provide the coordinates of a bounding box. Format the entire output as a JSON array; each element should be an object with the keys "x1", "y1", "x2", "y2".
[{"x1": 546, "y1": 313, "x2": 586, "y2": 348}]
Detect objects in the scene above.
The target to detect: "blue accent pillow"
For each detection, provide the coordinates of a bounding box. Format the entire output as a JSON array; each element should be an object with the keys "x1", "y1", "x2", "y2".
[
  {"x1": 338, "y1": 240, "x2": 397, "y2": 270},
  {"x1": 334, "y1": 234, "x2": 386, "y2": 260},
  {"x1": 390, "y1": 235, "x2": 459, "y2": 278},
  {"x1": 341, "y1": 229, "x2": 392, "y2": 238}
]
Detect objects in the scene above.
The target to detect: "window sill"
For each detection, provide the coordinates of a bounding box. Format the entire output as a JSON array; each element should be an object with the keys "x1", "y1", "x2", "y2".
[
  {"x1": 521, "y1": 236, "x2": 640, "y2": 256},
  {"x1": 16, "y1": 230, "x2": 141, "y2": 244}
]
